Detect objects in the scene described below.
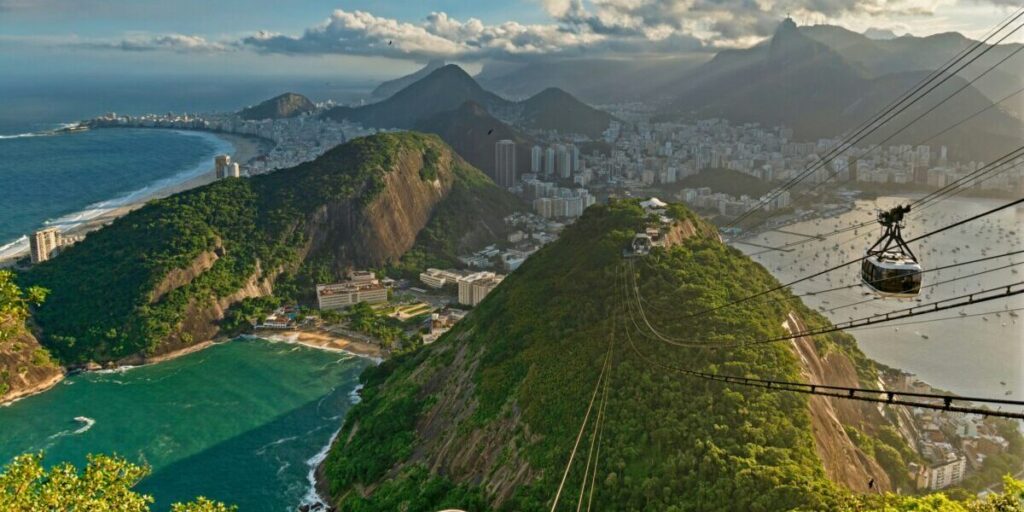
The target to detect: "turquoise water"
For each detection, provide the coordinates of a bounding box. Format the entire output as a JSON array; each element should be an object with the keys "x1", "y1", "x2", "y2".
[
  {"x1": 0, "y1": 128, "x2": 230, "y2": 258},
  {"x1": 0, "y1": 339, "x2": 370, "y2": 511}
]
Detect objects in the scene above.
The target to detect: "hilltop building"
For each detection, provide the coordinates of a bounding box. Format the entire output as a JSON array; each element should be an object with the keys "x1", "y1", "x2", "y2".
[{"x1": 316, "y1": 271, "x2": 388, "y2": 310}]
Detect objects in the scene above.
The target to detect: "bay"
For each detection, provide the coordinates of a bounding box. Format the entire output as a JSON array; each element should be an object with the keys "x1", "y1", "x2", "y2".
[{"x1": 0, "y1": 339, "x2": 370, "y2": 511}]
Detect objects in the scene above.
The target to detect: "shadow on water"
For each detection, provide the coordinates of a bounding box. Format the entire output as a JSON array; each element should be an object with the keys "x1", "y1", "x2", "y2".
[{"x1": 139, "y1": 384, "x2": 356, "y2": 511}]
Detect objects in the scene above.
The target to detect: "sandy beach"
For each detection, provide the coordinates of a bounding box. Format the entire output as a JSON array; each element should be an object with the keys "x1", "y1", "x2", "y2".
[
  {"x1": 0, "y1": 130, "x2": 269, "y2": 266},
  {"x1": 259, "y1": 328, "x2": 384, "y2": 359}
]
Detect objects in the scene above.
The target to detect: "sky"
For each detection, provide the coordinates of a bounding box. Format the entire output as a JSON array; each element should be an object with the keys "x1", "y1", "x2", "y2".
[{"x1": 0, "y1": 0, "x2": 1020, "y2": 82}]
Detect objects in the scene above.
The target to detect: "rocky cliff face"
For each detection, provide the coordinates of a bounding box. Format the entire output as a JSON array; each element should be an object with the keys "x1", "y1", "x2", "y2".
[{"x1": 0, "y1": 331, "x2": 63, "y2": 404}]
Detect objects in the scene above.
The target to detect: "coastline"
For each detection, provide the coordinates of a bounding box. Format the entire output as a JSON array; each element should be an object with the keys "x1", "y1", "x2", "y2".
[
  {"x1": 0, "y1": 327, "x2": 381, "y2": 407},
  {"x1": 0, "y1": 129, "x2": 269, "y2": 266}
]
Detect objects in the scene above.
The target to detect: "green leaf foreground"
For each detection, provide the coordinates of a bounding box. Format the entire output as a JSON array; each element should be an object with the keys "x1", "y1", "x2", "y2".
[{"x1": 0, "y1": 452, "x2": 235, "y2": 511}]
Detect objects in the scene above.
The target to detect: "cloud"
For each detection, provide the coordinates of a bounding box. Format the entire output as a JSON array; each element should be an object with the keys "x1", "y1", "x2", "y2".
[
  {"x1": 242, "y1": 9, "x2": 608, "y2": 60},
  {"x1": 76, "y1": 33, "x2": 233, "y2": 53},
  {"x1": 240, "y1": 0, "x2": 958, "y2": 63}
]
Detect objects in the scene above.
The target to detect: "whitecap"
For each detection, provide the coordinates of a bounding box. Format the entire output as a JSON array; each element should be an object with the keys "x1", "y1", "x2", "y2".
[
  {"x1": 298, "y1": 428, "x2": 341, "y2": 509},
  {"x1": 72, "y1": 416, "x2": 95, "y2": 434},
  {"x1": 348, "y1": 384, "x2": 364, "y2": 405}
]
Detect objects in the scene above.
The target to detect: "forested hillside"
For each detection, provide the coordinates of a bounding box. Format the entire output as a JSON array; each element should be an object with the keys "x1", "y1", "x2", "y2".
[
  {"x1": 21, "y1": 133, "x2": 518, "y2": 364},
  {"x1": 318, "y1": 200, "x2": 934, "y2": 511}
]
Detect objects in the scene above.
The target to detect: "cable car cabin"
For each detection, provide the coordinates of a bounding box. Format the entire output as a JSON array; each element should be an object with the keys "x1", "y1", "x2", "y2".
[
  {"x1": 861, "y1": 204, "x2": 923, "y2": 298},
  {"x1": 624, "y1": 233, "x2": 652, "y2": 257},
  {"x1": 861, "y1": 251, "x2": 923, "y2": 297}
]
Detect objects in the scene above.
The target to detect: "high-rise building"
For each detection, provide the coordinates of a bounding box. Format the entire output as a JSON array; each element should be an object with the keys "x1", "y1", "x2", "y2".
[
  {"x1": 214, "y1": 154, "x2": 231, "y2": 179},
  {"x1": 570, "y1": 144, "x2": 580, "y2": 174},
  {"x1": 495, "y1": 140, "x2": 517, "y2": 188},
  {"x1": 29, "y1": 227, "x2": 60, "y2": 264},
  {"x1": 530, "y1": 145, "x2": 542, "y2": 174},
  {"x1": 544, "y1": 147, "x2": 556, "y2": 176},
  {"x1": 556, "y1": 144, "x2": 571, "y2": 179}
]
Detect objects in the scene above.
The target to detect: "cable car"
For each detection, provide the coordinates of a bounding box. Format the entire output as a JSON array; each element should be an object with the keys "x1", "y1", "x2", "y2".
[
  {"x1": 861, "y1": 204, "x2": 923, "y2": 298},
  {"x1": 624, "y1": 233, "x2": 652, "y2": 257}
]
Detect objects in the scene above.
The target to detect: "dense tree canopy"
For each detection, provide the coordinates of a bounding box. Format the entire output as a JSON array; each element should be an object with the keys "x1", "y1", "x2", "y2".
[{"x1": 0, "y1": 452, "x2": 234, "y2": 511}]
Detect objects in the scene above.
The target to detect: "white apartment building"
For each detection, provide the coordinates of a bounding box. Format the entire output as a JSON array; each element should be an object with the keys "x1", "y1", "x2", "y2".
[
  {"x1": 457, "y1": 272, "x2": 504, "y2": 307},
  {"x1": 316, "y1": 273, "x2": 388, "y2": 310}
]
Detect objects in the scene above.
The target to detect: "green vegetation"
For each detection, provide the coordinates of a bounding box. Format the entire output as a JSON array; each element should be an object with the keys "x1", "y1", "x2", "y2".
[
  {"x1": 858, "y1": 476, "x2": 1024, "y2": 511},
  {"x1": 345, "y1": 302, "x2": 418, "y2": 350},
  {"x1": 322, "y1": 200, "x2": 871, "y2": 510},
  {"x1": 322, "y1": 199, "x2": 1012, "y2": 511},
  {"x1": 676, "y1": 167, "x2": 775, "y2": 198},
  {"x1": 846, "y1": 425, "x2": 921, "y2": 491},
  {"x1": 219, "y1": 296, "x2": 282, "y2": 334},
  {"x1": 21, "y1": 133, "x2": 514, "y2": 364},
  {"x1": 0, "y1": 269, "x2": 47, "y2": 342},
  {"x1": 0, "y1": 452, "x2": 234, "y2": 511}
]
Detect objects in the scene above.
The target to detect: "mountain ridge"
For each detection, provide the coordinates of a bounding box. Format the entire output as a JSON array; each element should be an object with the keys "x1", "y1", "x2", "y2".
[
  {"x1": 22, "y1": 132, "x2": 518, "y2": 364},
  {"x1": 327, "y1": 65, "x2": 616, "y2": 137}
]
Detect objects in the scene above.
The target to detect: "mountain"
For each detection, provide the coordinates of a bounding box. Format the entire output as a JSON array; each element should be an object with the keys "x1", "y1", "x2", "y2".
[
  {"x1": 371, "y1": 59, "x2": 447, "y2": 101},
  {"x1": 317, "y1": 199, "x2": 923, "y2": 510},
  {"x1": 414, "y1": 101, "x2": 535, "y2": 183},
  {"x1": 238, "y1": 92, "x2": 315, "y2": 120},
  {"x1": 662, "y1": 19, "x2": 1023, "y2": 160},
  {"x1": 801, "y1": 25, "x2": 1024, "y2": 108},
  {"x1": 476, "y1": 56, "x2": 709, "y2": 104},
  {"x1": 666, "y1": 19, "x2": 868, "y2": 137},
  {"x1": 323, "y1": 65, "x2": 511, "y2": 130},
  {"x1": 517, "y1": 87, "x2": 616, "y2": 138},
  {"x1": 22, "y1": 133, "x2": 519, "y2": 364},
  {"x1": 330, "y1": 64, "x2": 617, "y2": 138}
]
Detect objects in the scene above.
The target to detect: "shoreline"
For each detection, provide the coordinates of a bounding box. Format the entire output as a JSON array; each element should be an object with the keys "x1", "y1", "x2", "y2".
[
  {"x1": 0, "y1": 327, "x2": 382, "y2": 407},
  {"x1": 0, "y1": 128, "x2": 269, "y2": 266}
]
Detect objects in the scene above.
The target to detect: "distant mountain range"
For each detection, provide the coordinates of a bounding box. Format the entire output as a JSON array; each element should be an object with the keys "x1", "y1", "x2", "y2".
[
  {"x1": 658, "y1": 19, "x2": 1022, "y2": 160},
  {"x1": 238, "y1": 92, "x2": 315, "y2": 120},
  {"x1": 324, "y1": 64, "x2": 615, "y2": 138},
  {"x1": 475, "y1": 56, "x2": 709, "y2": 104}
]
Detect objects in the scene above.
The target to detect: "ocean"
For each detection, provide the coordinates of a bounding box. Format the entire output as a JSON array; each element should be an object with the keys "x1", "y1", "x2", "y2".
[
  {"x1": 0, "y1": 339, "x2": 370, "y2": 510},
  {"x1": 740, "y1": 196, "x2": 1024, "y2": 400},
  {"x1": 0, "y1": 128, "x2": 232, "y2": 260}
]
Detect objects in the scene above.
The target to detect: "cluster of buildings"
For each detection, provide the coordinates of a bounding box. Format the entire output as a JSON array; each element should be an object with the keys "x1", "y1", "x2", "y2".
[
  {"x1": 88, "y1": 109, "x2": 375, "y2": 176},
  {"x1": 676, "y1": 187, "x2": 791, "y2": 216},
  {"x1": 418, "y1": 268, "x2": 506, "y2": 307},
  {"x1": 529, "y1": 142, "x2": 582, "y2": 180},
  {"x1": 28, "y1": 227, "x2": 81, "y2": 264},
  {"x1": 315, "y1": 271, "x2": 390, "y2": 311},
  {"x1": 518, "y1": 177, "x2": 598, "y2": 219},
  {"x1": 886, "y1": 370, "x2": 1015, "y2": 491},
  {"x1": 422, "y1": 308, "x2": 468, "y2": 344}
]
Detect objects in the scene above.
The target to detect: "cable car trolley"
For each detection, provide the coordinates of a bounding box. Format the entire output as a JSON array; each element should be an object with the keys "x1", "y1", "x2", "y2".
[
  {"x1": 624, "y1": 233, "x2": 653, "y2": 258},
  {"x1": 861, "y1": 204, "x2": 923, "y2": 298}
]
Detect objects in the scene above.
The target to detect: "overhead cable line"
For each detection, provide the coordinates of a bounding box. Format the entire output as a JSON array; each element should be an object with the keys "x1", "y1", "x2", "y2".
[
  {"x1": 550, "y1": 339, "x2": 612, "y2": 512},
  {"x1": 677, "y1": 198, "x2": 1024, "y2": 320},
  {"x1": 622, "y1": 260, "x2": 1024, "y2": 349},
  {"x1": 617, "y1": 298, "x2": 1024, "y2": 420},
  {"x1": 633, "y1": 248, "x2": 1024, "y2": 315},
  {"x1": 725, "y1": 11, "x2": 1024, "y2": 230}
]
